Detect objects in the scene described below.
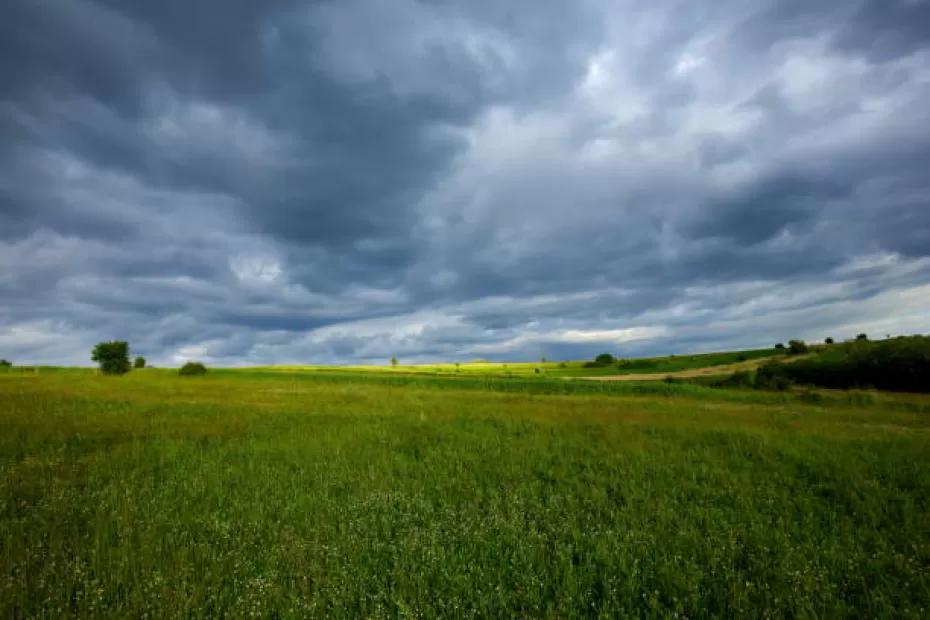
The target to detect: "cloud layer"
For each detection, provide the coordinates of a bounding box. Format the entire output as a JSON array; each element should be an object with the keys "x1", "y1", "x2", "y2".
[{"x1": 2, "y1": 0, "x2": 930, "y2": 365}]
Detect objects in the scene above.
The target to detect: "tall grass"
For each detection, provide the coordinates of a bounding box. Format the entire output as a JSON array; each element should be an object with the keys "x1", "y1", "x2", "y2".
[{"x1": 1, "y1": 371, "x2": 929, "y2": 617}]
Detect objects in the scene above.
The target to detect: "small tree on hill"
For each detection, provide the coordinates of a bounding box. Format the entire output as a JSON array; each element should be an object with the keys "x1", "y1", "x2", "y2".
[
  {"x1": 134, "y1": 356, "x2": 146, "y2": 369},
  {"x1": 825, "y1": 337, "x2": 834, "y2": 345},
  {"x1": 179, "y1": 362, "x2": 207, "y2": 376},
  {"x1": 856, "y1": 333, "x2": 868, "y2": 341},
  {"x1": 774, "y1": 343, "x2": 785, "y2": 351},
  {"x1": 787, "y1": 340, "x2": 809, "y2": 355},
  {"x1": 0, "y1": 359, "x2": 11, "y2": 368},
  {"x1": 391, "y1": 356, "x2": 398, "y2": 367},
  {"x1": 594, "y1": 353, "x2": 616, "y2": 366},
  {"x1": 92, "y1": 341, "x2": 131, "y2": 375}
]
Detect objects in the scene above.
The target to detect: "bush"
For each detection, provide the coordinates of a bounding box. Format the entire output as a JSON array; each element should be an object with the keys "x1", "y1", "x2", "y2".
[
  {"x1": 787, "y1": 339, "x2": 809, "y2": 355},
  {"x1": 717, "y1": 370, "x2": 754, "y2": 388},
  {"x1": 179, "y1": 362, "x2": 207, "y2": 376},
  {"x1": 856, "y1": 333, "x2": 868, "y2": 341},
  {"x1": 91, "y1": 341, "x2": 131, "y2": 375},
  {"x1": 134, "y1": 356, "x2": 146, "y2": 369},
  {"x1": 594, "y1": 353, "x2": 616, "y2": 366},
  {"x1": 0, "y1": 359, "x2": 11, "y2": 368},
  {"x1": 754, "y1": 361, "x2": 793, "y2": 391},
  {"x1": 825, "y1": 337, "x2": 834, "y2": 345},
  {"x1": 774, "y1": 343, "x2": 785, "y2": 351}
]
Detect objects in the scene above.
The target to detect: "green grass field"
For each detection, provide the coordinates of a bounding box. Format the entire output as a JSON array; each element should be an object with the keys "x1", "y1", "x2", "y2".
[{"x1": 2, "y1": 369, "x2": 929, "y2": 617}]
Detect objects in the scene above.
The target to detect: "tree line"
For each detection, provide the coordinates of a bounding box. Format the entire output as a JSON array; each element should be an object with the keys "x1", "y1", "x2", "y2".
[{"x1": 91, "y1": 341, "x2": 206, "y2": 376}]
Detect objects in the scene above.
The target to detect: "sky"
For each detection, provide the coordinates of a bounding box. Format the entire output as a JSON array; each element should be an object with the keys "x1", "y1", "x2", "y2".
[{"x1": 2, "y1": 0, "x2": 930, "y2": 366}]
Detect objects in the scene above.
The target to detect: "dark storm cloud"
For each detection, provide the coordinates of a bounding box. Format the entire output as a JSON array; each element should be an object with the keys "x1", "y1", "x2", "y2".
[
  {"x1": 0, "y1": 0, "x2": 158, "y2": 111},
  {"x1": 2, "y1": 0, "x2": 930, "y2": 365},
  {"x1": 684, "y1": 174, "x2": 849, "y2": 245},
  {"x1": 834, "y1": 0, "x2": 930, "y2": 61}
]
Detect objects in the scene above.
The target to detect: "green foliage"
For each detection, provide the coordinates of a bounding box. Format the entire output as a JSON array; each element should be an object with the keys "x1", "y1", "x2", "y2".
[
  {"x1": 712, "y1": 365, "x2": 794, "y2": 392},
  {"x1": 753, "y1": 361, "x2": 794, "y2": 391},
  {"x1": 825, "y1": 337, "x2": 834, "y2": 345},
  {"x1": 715, "y1": 370, "x2": 754, "y2": 389},
  {"x1": 0, "y1": 359, "x2": 11, "y2": 368},
  {"x1": 594, "y1": 352, "x2": 616, "y2": 366},
  {"x1": 856, "y1": 333, "x2": 869, "y2": 341},
  {"x1": 178, "y1": 361, "x2": 207, "y2": 376},
  {"x1": 787, "y1": 339, "x2": 809, "y2": 355},
  {"x1": 0, "y1": 371, "x2": 928, "y2": 617},
  {"x1": 779, "y1": 335, "x2": 930, "y2": 392},
  {"x1": 133, "y1": 356, "x2": 146, "y2": 369},
  {"x1": 391, "y1": 356, "x2": 398, "y2": 367},
  {"x1": 774, "y1": 343, "x2": 785, "y2": 351},
  {"x1": 91, "y1": 341, "x2": 131, "y2": 375}
]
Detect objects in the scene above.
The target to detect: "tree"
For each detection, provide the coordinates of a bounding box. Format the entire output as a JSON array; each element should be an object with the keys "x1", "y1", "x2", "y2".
[
  {"x1": 856, "y1": 333, "x2": 868, "y2": 341},
  {"x1": 134, "y1": 356, "x2": 146, "y2": 369},
  {"x1": 390, "y1": 356, "x2": 398, "y2": 367},
  {"x1": 179, "y1": 361, "x2": 207, "y2": 376},
  {"x1": 0, "y1": 359, "x2": 11, "y2": 368},
  {"x1": 91, "y1": 341, "x2": 131, "y2": 375},
  {"x1": 787, "y1": 339, "x2": 809, "y2": 355},
  {"x1": 774, "y1": 343, "x2": 785, "y2": 351},
  {"x1": 825, "y1": 337, "x2": 834, "y2": 345},
  {"x1": 594, "y1": 353, "x2": 616, "y2": 366}
]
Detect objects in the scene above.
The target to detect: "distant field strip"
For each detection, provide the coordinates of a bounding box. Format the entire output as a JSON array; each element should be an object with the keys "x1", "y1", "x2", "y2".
[{"x1": 255, "y1": 348, "x2": 778, "y2": 379}]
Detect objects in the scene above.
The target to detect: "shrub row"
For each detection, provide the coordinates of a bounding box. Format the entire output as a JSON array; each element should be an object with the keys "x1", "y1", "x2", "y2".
[
  {"x1": 715, "y1": 336, "x2": 930, "y2": 393},
  {"x1": 776, "y1": 336, "x2": 930, "y2": 392}
]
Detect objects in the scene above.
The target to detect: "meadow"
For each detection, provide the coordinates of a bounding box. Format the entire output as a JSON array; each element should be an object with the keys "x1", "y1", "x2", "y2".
[{"x1": 1, "y1": 368, "x2": 929, "y2": 618}]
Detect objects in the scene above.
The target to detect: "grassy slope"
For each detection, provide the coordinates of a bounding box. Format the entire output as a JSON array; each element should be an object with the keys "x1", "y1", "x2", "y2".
[{"x1": 1, "y1": 370, "x2": 929, "y2": 618}]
